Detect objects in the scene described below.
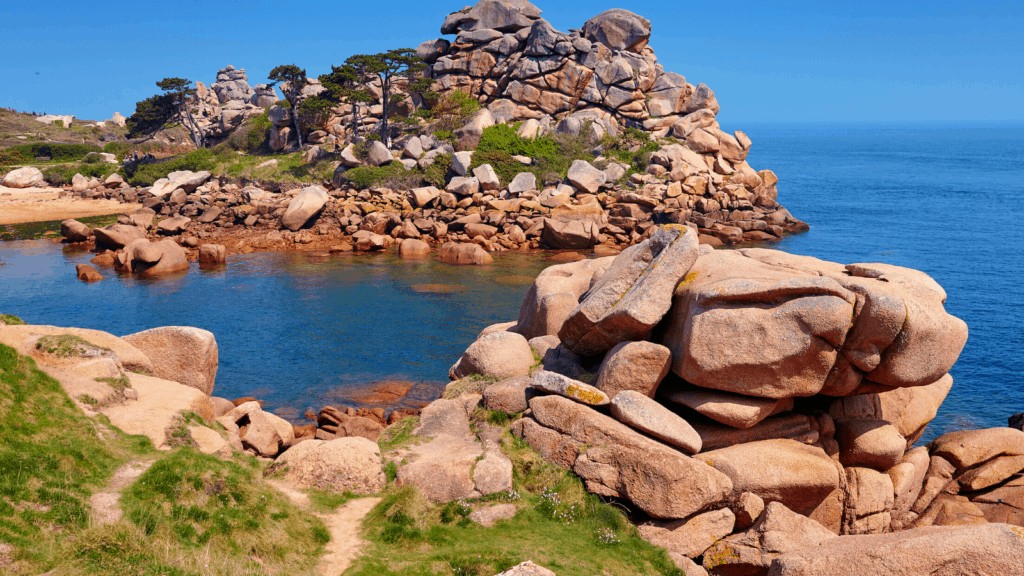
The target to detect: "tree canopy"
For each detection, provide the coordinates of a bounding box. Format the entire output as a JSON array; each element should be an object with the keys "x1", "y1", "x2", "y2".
[{"x1": 126, "y1": 77, "x2": 205, "y2": 148}]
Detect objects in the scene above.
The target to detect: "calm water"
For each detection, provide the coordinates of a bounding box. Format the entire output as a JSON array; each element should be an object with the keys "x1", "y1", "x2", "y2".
[{"x1": 1, "y1": 123, "x2": 1022, "y2": 437}]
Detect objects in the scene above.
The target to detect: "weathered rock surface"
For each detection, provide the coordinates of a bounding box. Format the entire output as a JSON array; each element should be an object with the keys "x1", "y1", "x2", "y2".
[
  {"x1": 281, "y1": 185, "x2": 329, "y2": 231},
  {"x1": 123, "y1": 326, "x2": 219, "y2": 395},
  {"x1": 559, "y1": 225, "x2": 698, "y2": 356},
  {"x1": 115, "y1": 239, "x2": 189, "y2": 277},
  {"x1": 665, "y1": 386, "x2": 793, "y2": 430},
  {"x1": 518, "y1": 394, "x2": 731, "y2": 518},
  {"x1": 275, "y1": 437, "x2": 386, "y2": 495},
  {"x1": 531, "y1": 370, "x2": 610, "y2": 406},
  {"x1": 2, "y1": 166, "x2": 45, "y2": 188},
  {"x1": 439, "y1": 242, "x2": 494, "y2": 265},
  {"x1": 61, "y1": 219, "x2": 91, "y2": 242},
  {"x1": 451, "y1": 331, "x2": 535, "y2": 380},
  {"x1": 595, "y1": 340, "x2": 671, "y2": 398},
  {"x1": 610, "y1": 390, "x2": 701, "y2": 454},
  {"x1": 515, "y1": 257, "x2": 613, "y2": 339}
]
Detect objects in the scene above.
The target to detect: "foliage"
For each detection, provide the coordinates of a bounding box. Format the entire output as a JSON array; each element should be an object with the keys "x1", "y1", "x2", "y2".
[
  {"x1": 0, "y1": 344, "x2": 151, "y2": 573},
  {"x1": 428, "y1": 90, "x2": 482, "y2": 132},
  {"x1": 332, "y1": 49, "x2": 427, "y2": 143},
  {"x1": 297, "y1": 95, "x2": 334, "y2": 133},
  {"x1": 126, "y1": 77, "x2": 204, "y2": 148},
  {"x1": 422, "y1": 153, "x2": 452, "y2": 188},
  {"x1": 348, "y1": 433, "x2": 681, "y2": 576},
  {"x1": 600, "y1": 127, "x2": 660, "y2": 177},
  {"x1": 339, "y1": 161, "x2": 422, "y2": 189},
  {"x1": 224, "y1": 112, "x2": 271, "y2": 153},
  {"x1": 319, "y1": 61, "x2": 377, "y2": 139},
  {"x1": 0, "y1": 142, "x2": 102, "y2": 166},
  {"x1": 472, "y1": 124, "x2": 596, "y2": 186},
  {"x1": 125, "y1": 148, "x2": 216, "y2": 186},
  {"x1": 268, "y1": 64, "x2": 307, "y2": 146},
  {"x1": 41, "y1": 162, "x2": 118, "y2": 186}
]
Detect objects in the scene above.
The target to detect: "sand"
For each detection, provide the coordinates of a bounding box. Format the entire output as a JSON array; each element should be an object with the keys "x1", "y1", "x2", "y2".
[{"x1": 0, "y1": 185, "x2": 127, "y2": 225}]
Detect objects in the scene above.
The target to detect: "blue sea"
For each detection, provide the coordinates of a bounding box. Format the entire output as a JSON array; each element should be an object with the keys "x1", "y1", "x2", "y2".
[{"x1": 1, "y1": 123, "x2": 1021, "y2": 437}]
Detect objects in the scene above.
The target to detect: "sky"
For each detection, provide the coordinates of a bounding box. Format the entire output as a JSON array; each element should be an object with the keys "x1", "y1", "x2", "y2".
[{"x1": 1, "y1": 0, "x2": 1022, "y2": 125}]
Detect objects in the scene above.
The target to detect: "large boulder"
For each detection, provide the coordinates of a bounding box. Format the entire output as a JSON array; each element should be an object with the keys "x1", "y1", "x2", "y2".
[
  {"x1": 519, "y1": 394, "x2": 732, "y2": 519},
  {"x1": 610, "y1": 390, "x2": 701, "y2": 454},
  {"x1": 829, "y1": 374, "x2": 953, "y2": 443},
  {"x1": 116, "y1": 238, "x2": 189, "y2": 277},
  {"x1": 123, "y1": 326, "x2": 219, "y2": 395},
  {"x1": 2, "y1": 166, "x2": 45, "y2": 188},
  {"x1": 531, "y1": 370, "x2": 610, "y2": 407},
  {"x1": 559, "y1": 225, "x2": 698, "y2": 357},
  {"x1": 696, "y1": 439, "x2": 843, "y2": 519},
  {"x1": 703, "y1": 502, "x2": 837, "y2": 575},
  {"x1": 664, "y1": 386, "x2": 793, "y2": 430},
  {"x1": 274, "y1": 437, "x2": 386, "y2": 495},
  {"x1": 663, "y1": 249, "x2": 967, "y2": 399},
  {"x1": 439, "y1": 242, "x2": 494, "y2": 265},
  {"x1": 441, "y1": 0, "x2": 542, "y2": 34},
  {"x1": 280, "y1": 185, "x2": 329, "y2": 231},
  {"x1": 595, "y1": 341, "x2": 671, "y2": 398},
  {"x1": 767, "y1": 523, "x2": 1024, "y2": 576},
  {"x1": 640, "y1": 508, "x2": 736, "y2": 559},
  {"x1": 60, "y1": 219, "x2": 91, "y2": 242},
  {"x1": 566, "y1": 159, "x2": 606, "y2": 194},
  {"x1": 93, "y1": 224, "x2": 147, "y2": 250},
  {"x1": 540, "y1": 218, "x2": 601, "y2": 250},
  {"x1": 451, "y1": 331, "x2": 535, "y2": 380},
  {"x1": 582, "y1": 9, "x2": 652, "y2": 53},
  {"x1": 515, "y1": 257, "x2": 613, "y2": 339}
]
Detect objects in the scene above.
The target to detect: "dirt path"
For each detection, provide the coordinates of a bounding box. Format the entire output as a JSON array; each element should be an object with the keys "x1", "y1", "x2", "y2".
[
  {"x1": 268, "y1": 480, "x2": 379, "y2": 576},
  {"x1": 0, "y1": 186, "x2": 127, "y2": 225},
  {"x1": 90, "y1": 459, "x2": 154, "y2": 526}
]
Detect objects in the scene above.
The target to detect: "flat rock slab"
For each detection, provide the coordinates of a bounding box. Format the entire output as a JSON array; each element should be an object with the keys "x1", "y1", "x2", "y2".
[
  {"x1": 531, "y1": 370, "x2": 610, "y2": 406},
  {"x1": 664, "y1": 386, "x2": 792, "y2": 430},
  {"x1": 610, "y1": 390, "x2": 701, "y2": 454}
]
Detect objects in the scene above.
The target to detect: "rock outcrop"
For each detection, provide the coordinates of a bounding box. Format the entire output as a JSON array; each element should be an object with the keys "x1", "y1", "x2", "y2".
[{"x1": 447, "y1": 226, "x2": 1024, "y2": 569}]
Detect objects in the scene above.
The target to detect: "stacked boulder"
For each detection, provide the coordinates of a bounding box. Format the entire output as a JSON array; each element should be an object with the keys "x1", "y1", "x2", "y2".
[
  {"x1": 191, "y1": 66, "x2": 278, "y2": 143},
  {"x1": 452, "y1": 224, "x2": 1024, "y2": 573}
]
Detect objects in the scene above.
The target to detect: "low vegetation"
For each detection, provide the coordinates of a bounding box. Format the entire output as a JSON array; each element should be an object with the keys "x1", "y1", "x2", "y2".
[
  {"x1": 0, "y1": 344, "x2": 329, "y2": 575},
  {"x1": 354, "y1": 431, "x2": 681, "y2": 576},
  {"x1": 472, "y1": 123, "x2": 595, "y2": 187},
  {"x1": 0, "y1": 314, "x2": 25, "y2": 326},
  {"x1": 34, "y1": 335, "x2": 110, "y2": 359},
  {"x1": 0, "y1": 214, "x2": 118, "y2": 242}
]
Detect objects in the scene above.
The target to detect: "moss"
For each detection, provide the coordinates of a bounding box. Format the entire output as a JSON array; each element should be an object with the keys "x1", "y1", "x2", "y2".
[{"x1": 35, "y1": 334, "x2": 111, "y2": 359}]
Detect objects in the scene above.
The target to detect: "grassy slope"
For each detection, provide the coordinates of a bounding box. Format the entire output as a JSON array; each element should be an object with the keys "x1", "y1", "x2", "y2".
[
  {"x1": 0, "y1": 109, "x2": 125, "y2": 149},
  {"x1": 351, "y1": 418, "x2": 682, "y2": 576},
  {"x1": 0, "y1": 343, "x2": 326, "y2": 575}
]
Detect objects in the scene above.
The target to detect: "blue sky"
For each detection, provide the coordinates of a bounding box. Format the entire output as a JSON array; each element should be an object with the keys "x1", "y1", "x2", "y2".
[{"x1": 1, "y1": 0, "x2": 1021, "y2": 125}]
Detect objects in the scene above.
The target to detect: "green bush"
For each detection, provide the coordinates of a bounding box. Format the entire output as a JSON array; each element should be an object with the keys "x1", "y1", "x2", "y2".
[
  {"x1": 126, "y1": 148, "x2": 217, "y2": 186},
  {"x1": 42, "y1": 163, "x2": 119, "y2": 186},
  {"x1": 600, "y1": 127, "x2": 660, "y2": 177},
  {"x1": 472, "y1": 124, "x2": 595, "y2": 186},
  {"x1": 340, "y1": 162, "x2": 422, "y2": 189},
  {"x1": 429, "y1": 91, "x2": 482, "y2": 132},
  {"x1": 225, "y1": 112, "x2": 271, "y2": 153},
  {"x1": 422, "y1": 153, "x2": 452, "y2": 188},
  {"x1": 0, "y1": 143, "x2": 102, "y2": 166},
  {"x1": 102, "y1": 141, "x2": 132, "y2": 158}
]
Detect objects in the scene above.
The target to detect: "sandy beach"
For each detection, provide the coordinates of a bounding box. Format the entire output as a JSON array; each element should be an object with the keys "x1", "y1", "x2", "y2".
[{"x1": 0, "y1": 185, "x2": 128, "y2": 225}]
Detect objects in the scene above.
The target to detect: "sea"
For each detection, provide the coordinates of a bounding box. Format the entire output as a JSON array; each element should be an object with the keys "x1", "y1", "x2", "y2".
[{"x1": 1, "y1": 122, "x2": 1021, "y2": 438}]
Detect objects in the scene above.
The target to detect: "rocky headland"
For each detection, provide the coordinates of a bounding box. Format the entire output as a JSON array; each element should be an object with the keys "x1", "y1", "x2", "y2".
[{"x1": 6, "y1": 0, "x2": 807, "y2": 278}]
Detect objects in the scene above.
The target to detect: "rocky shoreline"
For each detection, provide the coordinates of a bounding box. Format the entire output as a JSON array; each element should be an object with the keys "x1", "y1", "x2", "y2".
[{"x1": 4, "y1": 223, "x2": 1023, "y2": 574}]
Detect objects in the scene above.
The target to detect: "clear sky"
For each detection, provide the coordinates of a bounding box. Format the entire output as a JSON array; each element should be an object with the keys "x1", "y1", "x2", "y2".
[{"x1": 1, "y1": 0, "x2": 1021, "y2": 125}]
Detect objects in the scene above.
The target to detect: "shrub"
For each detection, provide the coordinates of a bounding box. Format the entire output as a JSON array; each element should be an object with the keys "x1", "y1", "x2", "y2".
[
  {"x1": 429, "y1": 91, "x2": 482, "y2": 132},
  {"x1": 422, "y1": 153, "x2": 452, "y2": 188},
  {"x1": 340, "y1": 162, "x2": 421, "y2": 189},
  {"x1": 225, "y1": 112, "x2": 271, "y2": 153},
  {"x1": 126, "y1": 148, "x2": 217, "y2": 186},
  {"x1": 42, "y1": 163, "x2": 119, "y2": 186},
  {"x1": 601, "y1": 127, "x2": 660, "y2": 177},
  {"x1": 472, "y1": 124, "x2": 595, "y2": 185},
  {"x1": 0, "y1": 142, "x2": 102, "y2": 166}
]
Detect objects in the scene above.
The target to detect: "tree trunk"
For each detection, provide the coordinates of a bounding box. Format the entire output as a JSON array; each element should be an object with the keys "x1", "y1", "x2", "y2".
[
  {"x1": 351, "y1": 103, "x2": 360, "y2": 140},
  {"x1": 181, "y1": 98, "x2": 205, "y2": 149},
  {"x1": 291, "y1": 95, "x2": 304, "y2": 148},
  {"x1": 380, "y1": 75, "x2": 391, "y2": 148}
]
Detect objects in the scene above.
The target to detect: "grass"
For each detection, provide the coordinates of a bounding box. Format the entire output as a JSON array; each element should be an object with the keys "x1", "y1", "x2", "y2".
[
  {"x1": 377, "y1": 416, "x2": 420, "y2": 453},
  {"x1": 0, "y1": 108, "x2": 127, "y2": 150},
  {"x1": 34, "y1": 335, "x2": 111, "y2": 359},
  {"x1": 0, "y1": 314, "x2": 25, "y2": 326},
  {"x1": 0, "y1": 213, "x2": 119, "y2": 242},
  {"x1": 348, "y1": 433, "x2": 681, "y2": 576},
  {"x1": 0, "y1": 343, "x2": 151, "y2": 574},
  {"x1": 308, "y1": 489, "x2": 358, "y2": 513},
  {"x1": 471, "y1": 123, "x2": 596, "y2": 187}
]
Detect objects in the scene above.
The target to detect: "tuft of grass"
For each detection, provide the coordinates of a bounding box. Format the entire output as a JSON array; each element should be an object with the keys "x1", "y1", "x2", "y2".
[
  {"x1": 378, "y1": 416, "x2": 420, "y2": 453},
  {"x1": 340, "y1": 162, "x2": 422, "y2": 190},
  {"x1": 307, "y1": 489, "x2": 357, "y2": 513},
  {"x1": 119, "y1": 449, "x2": 327, "y2": 574},
  {"x1": 35, "y1": 335, "x2": 111, "y2": 359},
  {"x1": 163, "y1": 412, "x2": 206, "y2": 449},
  {"x1": 0, "y1": 344, "x2": 152, "y2": 574},
  {"x1": 347, "y1": 433, "x2": 681, "y2": 576},
  {"x1": 0, "y1": 314, "x2": 26, "y2": 326},
  {"x1": 95, "y1": 375, "x2": 131, "y2": 394}
]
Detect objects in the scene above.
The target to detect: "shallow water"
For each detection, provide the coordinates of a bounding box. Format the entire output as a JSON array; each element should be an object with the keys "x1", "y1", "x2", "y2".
[
  {"x1": 1, "y1": 123, "x2": 1021, "y2": 438},
  {"x1": 0, "y1": 244, "x2": 549, "y2": 415}
]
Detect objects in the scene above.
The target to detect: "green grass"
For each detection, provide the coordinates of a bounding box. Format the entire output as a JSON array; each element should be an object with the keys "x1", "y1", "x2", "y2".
[
  {"x1": 378, "y1": 416, "x2": 420, "y2": 453},
  {"x1": 0, "y1": 343, "x2": 151, "y2": 574},
  {"x1": 41, "y1": 162, "x2": 120, "y2": 186},
  {"x1": 307, "y1": 489, "x2": 358, "y2": 513},
  {"x1": 471, "y1": 123, "x2": 596, "y2": 187},
  {"x1": 0, "y1": 142, "x2": 101, "y2": 166},
  {"x1": 0, "y1": 314, "x2": 25, "y2": 326},
  {"x1": 0, "y1": 213, "x2": 119, "y2": 242},
  {"x1": 348, "y1": 433, "x2": 681, "y2": 576},
  {"x1": 125, "y1": 148, "x2": 218, "y2": 186},
  {"x1": 34, "y1": 335, "x2": 110, "y2": 359},
  {"x1": 95, "y1": 375, "x2": 131, "y2": 394}
]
